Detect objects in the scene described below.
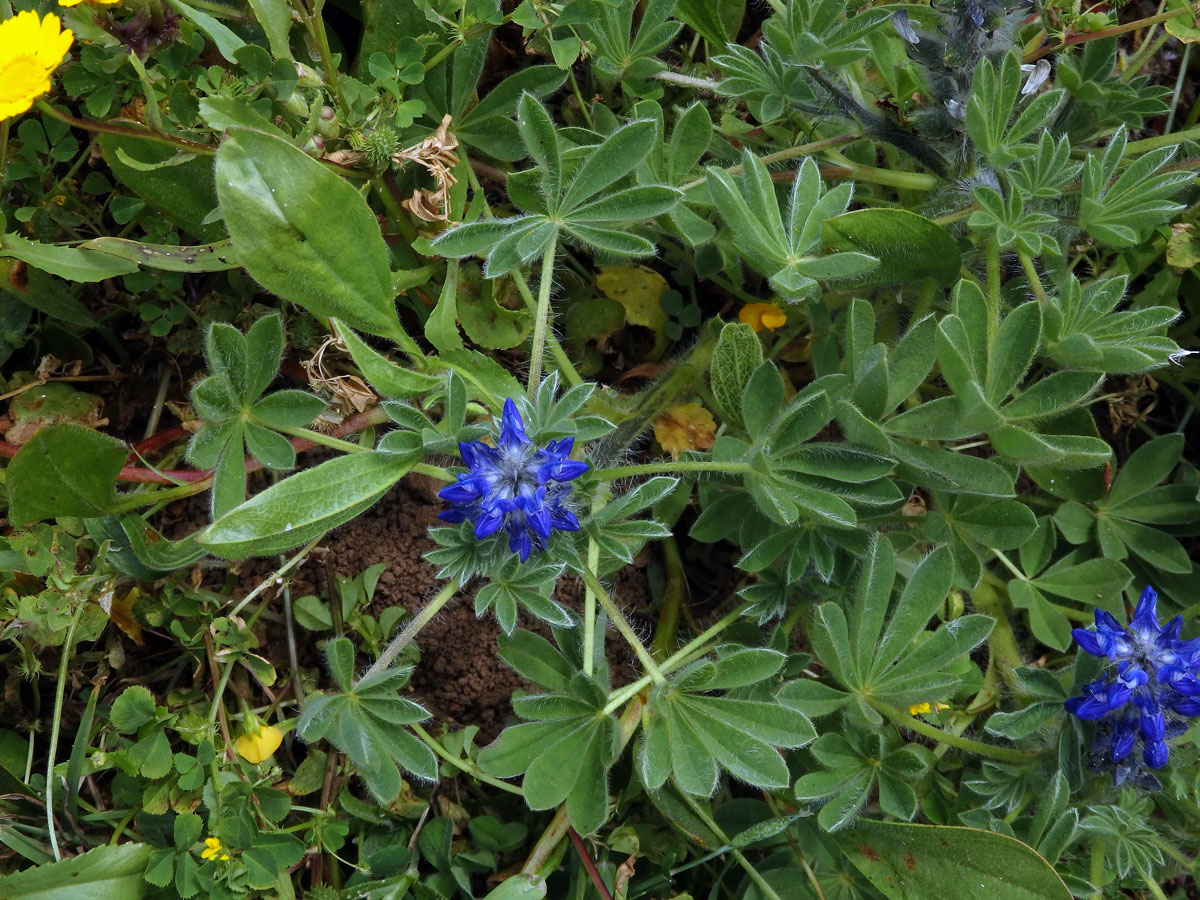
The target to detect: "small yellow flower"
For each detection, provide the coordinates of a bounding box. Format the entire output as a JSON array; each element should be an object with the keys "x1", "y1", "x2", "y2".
[
  {"x1": 908, "y1": 701, "x2": 950, "y2": 716},
  {"x1": 58, "y1": 0, "x2": 121, "y2": 7},
  {"x1": 201, "y1": 837, "x2": 230, "y2": 861},
  {"x1": 739, "y1": 302, "x2": 787, "y2": 333},
  {"x1": 234, "y1": 715, "x2": 284, "y2": 764},
  {"x1": 0, "y1": 11, "x2": 74, "y2": 122}
]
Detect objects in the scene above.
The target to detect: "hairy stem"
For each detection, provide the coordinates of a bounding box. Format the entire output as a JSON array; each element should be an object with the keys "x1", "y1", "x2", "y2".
[
  {"x1": 603, "y1": 599, "x2": 752, "y2": 714},
  {"x1": 579, "y1": 567, "x2": 665, "y2": 684},
  {"x1": 676, "y1": 790, "x2": 787, "y2": 900},
  {"x1": 46, "y1": 605, "x2": 85, "y2": 861},
  {"x1": 527, "y1": 236, "x2": 559, "y2": 398},
  {"x1": 866, "y1": 697, "x2": 1035, "y2": 763},
  {"x1": 591, "y1": 460, "x2": 753, "y2": 481},
  {"x1": 411, "y1": 723, "x2": 523, "y2": 795},
  {"x1": 365, "y1": 579, "x2": 462, "y2": 677}
]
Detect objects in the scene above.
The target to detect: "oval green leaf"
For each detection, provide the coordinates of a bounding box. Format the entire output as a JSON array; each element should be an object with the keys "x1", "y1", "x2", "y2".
[
  {"x1": 823, "y1": 209, "x2": 961, "y2": 285},
  {"x1": 197, "y1": 451, "x2": 410, "y2": 558},
  {"x1": 837, "y1": 820, "x2": 1071, "y2": 900},
  {"x1": 215, "y1": 127, "x2": 401, "y2": 339}
]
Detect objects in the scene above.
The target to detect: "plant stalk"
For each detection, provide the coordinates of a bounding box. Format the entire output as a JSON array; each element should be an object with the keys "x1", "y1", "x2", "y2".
[
  {"x1": 580, "y1": 567, "x2": 665, "y2": 684},
  {"x1": 526, "y1": 236, "x2": 558, "y2": 398},
  {"x1": 365, "y1": 579, "x2": 462, "y2": 677}
]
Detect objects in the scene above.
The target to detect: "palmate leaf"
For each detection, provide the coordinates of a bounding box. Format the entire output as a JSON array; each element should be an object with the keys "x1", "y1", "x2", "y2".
[
  {"x1": 1044, "y1": 273, "x2": 1183, "y2": 373},
  {"x1": 636, "y1": 647, "x2": 816, "y2": 796},
  {"x1": 795, "y1": 730, "x2": 933, "y2": 831},
  {"x1": 297, "y1": 638, "x2": 436, "y2": 803},
  {"x1": 479, "y1": 625, "x2": 616, "y2": 834},
  {"x1": 475, "y1": 557, "x2": 571, "y2": 634},
  {"x1": 706, "y1": 154, "x2": 876, "y2": 299},
  {"x1": 432, "y1": 95, "x2": 680, "y2": 276},
  {"x1": 1079, "y1": 126, "x2": 1191, "y2": 247},
  {"x1": 780, "y1": 537, "x2": 990, "y2": 719},
  {"x1": 478, "y1": 672, "x2": 617, "y2": 834}
]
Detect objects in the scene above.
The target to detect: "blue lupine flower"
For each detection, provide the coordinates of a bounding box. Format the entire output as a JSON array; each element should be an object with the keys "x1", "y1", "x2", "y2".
[
  {"x1": 438, "y1": 398, "x2": 588, "y2": 561},
  {"x1": 1066, "y1": 586, "x2": 1200, "y2": 779}
]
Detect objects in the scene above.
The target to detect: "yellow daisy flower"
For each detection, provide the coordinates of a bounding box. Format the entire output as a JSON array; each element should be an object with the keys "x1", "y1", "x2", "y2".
[
  {"x1": 234, "y1": 714, "x2": 284, "y2": 764},
  {"x1": 0, "y1": 11, "x2": 74, "y2": 122},
  {"x1": 201, "y1": 837, "x2": 230, "y2": 861},
  {"x1": 739, "y1": 302, "x2": 787, "y2": 333}
]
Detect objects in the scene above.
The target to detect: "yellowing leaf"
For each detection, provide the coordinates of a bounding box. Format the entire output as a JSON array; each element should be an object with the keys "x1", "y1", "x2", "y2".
[
  {"x1": 654, "y1": 403, "x2": 716, "y2": 460},
  {"x1": 596, "y1": 264, "x2": 670, "y2": 360}
]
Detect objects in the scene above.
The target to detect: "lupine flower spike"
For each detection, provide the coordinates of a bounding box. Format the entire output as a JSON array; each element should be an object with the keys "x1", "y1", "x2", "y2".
[
  {"x1": 438, "y1": 398, "x2": 588, "y2": 561},
  {"x1": 1066, "y1": 586, "x2": 1200, "y2": 784}
]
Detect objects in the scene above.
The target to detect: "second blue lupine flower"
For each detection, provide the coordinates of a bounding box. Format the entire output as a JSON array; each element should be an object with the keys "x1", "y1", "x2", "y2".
[
  {"x1": 1066, "y1": 586, "x2": 1200, "y2": 779},
  {"x1": 438, "y1": 398, "x2": 588, "y2": 561}
]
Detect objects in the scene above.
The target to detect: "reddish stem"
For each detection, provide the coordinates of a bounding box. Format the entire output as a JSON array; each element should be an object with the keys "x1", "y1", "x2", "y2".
[
  {"x1": 0, "y1": 407, "x2": 389, "y2": 485},
  {"x1": 568, "y1": 828, "x2": 615, "y2": 900}
]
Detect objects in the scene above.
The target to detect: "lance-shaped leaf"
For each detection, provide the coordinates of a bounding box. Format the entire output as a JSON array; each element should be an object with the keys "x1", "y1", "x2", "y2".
[{"x1": 198, "y1": 451, "x2": 410, "y2": 558}]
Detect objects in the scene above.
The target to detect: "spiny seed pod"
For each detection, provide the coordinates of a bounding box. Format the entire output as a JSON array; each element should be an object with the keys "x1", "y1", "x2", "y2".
[{"x1": 349, "y1": 125, "x2": 400, "y2": 168}]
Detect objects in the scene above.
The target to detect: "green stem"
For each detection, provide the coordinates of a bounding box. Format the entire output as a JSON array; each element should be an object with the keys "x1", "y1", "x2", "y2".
[
  {"x1": 650, "y1": 537, "x2": 684, "y2": 660},
  {"x1": 972, "y1": 576, "x2": 1026, "y2": 692},
  {"x1": 579, "y1": 567, "x2": 665, "y2": 685},
  {"x1": 364, "y1": 579, "x2": 462, "y2": 677},
  {"x1": 276, "y1": 426, "x2": 367, "y2": 454},
  {"x1": 1088, "y1": 839, "x2": 1105, "y2": 900},
  {"x1": 678, "y1": 133, "x2": 861, "y2": 191},
  {"x1": 984, "y1": 233, "x2": 1001, "y2": 384},
  {"x1": 1135, "y1": 861, "x2": 1170, "y2": 900},
  {"x1": 229, "y1": 536, "x2": 323, "y2": 617},
  {"x1": 410, "y1": 723, "x2": 523, "y2": 795},
  {"x1": 46, "y1": 605, "x2": 85, "y2": 861},
  {"x1": 602, "y1": 599, "x2": 752, "y2": 715},
  {"x1": 866, "y1": 697, "x2": 1034, "y2": 763},
  {"x1": 108, "y1": 478, "x2": 211, "y2": 513},
  {"x1": 0, "y1": 119, "x2": 10, "y2": 192},
  {"x1": 823, "y1": 149, "x2": 939, "y2": 191},
  {"x1": 526, "y1": 236, "x2": 559, "y2": 398},
  {"x1": 1017, "y1": 250, "x2": 1046, "y2": 304},
  {"x1": 462, "y1": 164, "x2": 584, "y2": 388},
  {"x1": 675, "y1": 790, "x2": 787, "y2": 900},
  {"x1": 591, "y1": 460, "x2": 753, "y2": 481},
  {"x1": 583, "y1": 487, "x2": 610, "y2": 677}
]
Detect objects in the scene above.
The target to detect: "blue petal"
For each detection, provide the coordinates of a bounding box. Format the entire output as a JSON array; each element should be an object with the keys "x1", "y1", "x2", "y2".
[
  {"x1": 551, "y1": 507, "x2": 581, "y2": 532},
  {"x1": 1072, "y1": 628, "x2": 1109, "y2": 658},
  {"x1": 1144, "y1": 740, "x2": 1169, "y2": 769},
  {"x1": 474, "y1": 512, "x2": 504, "y2": 539},
  {"x1": 440, "y1": 481, "x2": 482, "y2": 503},
  {"x1": 499, "y1": 398, "x2": 528, "y2": 448},
  {"x1": 438, "y1": 508, "x2": 469, "y2": 523},
  {"x1": 1131, "y1": 586, "x2": 1161, "y2": 637},
  {"x1": 1140, "y1": 708, "x2": 1166, "y2": 743},
  {"x1": 1110, "y1": 727, "x2": 1136, "y2": 763},
  {"x1": 528, "y1": 507, "x2": 552, "y2": 539}
]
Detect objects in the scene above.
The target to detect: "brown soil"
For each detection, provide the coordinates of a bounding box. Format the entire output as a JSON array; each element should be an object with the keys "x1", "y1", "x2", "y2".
[{"x1": 212, "y1": 472, "x2": 648, "y2": 740}]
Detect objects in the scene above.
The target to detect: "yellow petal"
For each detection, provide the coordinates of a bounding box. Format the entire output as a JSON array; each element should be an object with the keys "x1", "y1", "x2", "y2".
[
  {"x1": 738, "y1": 302, "x2": 786, "y2": 333},
  {"x1": 908, "y1": 702, "x2": 931, "y2": 715},
  {"x1": 235, "y1": 724, "x2": 284, "y2": 763}
]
